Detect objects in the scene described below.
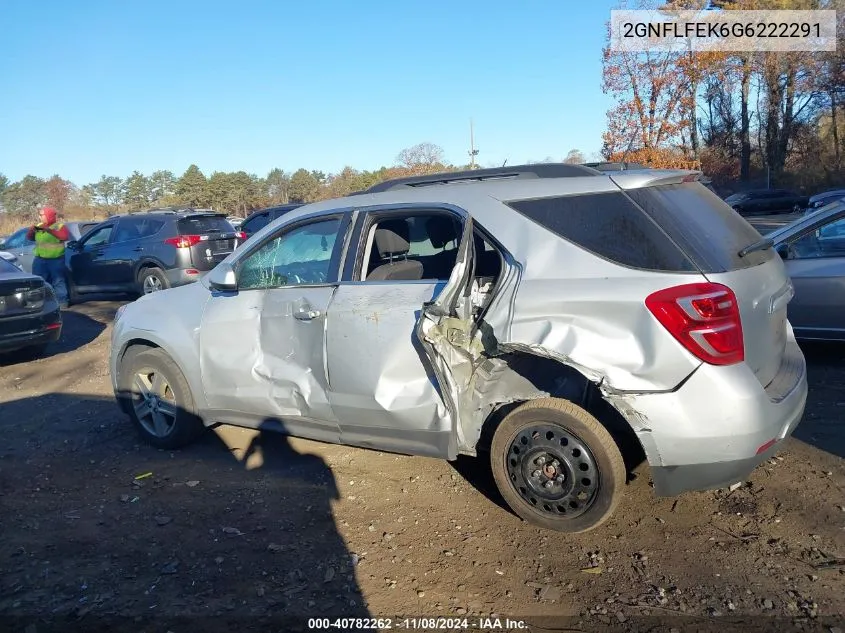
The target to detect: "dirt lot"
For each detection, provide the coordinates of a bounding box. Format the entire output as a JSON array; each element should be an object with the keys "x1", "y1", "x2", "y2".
[{"x1": 0, "y1": 301, "x2": 843, "y2": 633}]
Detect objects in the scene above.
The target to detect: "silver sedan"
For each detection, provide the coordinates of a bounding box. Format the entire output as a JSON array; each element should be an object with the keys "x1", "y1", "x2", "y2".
[{"x1": 766, "y1": 202, "x2": 845, "y2": 341}]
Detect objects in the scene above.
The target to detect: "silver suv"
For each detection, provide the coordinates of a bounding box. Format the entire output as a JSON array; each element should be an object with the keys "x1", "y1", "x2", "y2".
[{"x1": 109, "y1": 164, "x2": 808, "y2": 533}]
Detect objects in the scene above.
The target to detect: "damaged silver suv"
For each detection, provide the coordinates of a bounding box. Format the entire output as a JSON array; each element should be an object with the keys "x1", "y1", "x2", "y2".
[{"x1": 109, "y1": 164, "x2": 808, "y2": 533}]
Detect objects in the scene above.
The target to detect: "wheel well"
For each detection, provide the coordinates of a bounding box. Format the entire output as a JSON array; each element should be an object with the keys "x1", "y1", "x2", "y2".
[
  {"x1": 476, "y1": 352, "x2": 646, "y2": 477},
  {"x1": 116, "y1": 340, "x2": 160, "y2": 413},
  {"x1": 119, "y1": 339, "x2": 160, "y2": 366},
  {"x1": 136, "y1": 262, "x2": 163, "y2": 282}
]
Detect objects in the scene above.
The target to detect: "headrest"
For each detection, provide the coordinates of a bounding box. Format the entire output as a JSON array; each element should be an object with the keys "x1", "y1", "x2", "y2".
[
  {"x1": 374, "y1": 219, "x2": 411, "y2": 257},
  {"x1": 427, "y1": 216, "x2": 457, "y2": 249}
]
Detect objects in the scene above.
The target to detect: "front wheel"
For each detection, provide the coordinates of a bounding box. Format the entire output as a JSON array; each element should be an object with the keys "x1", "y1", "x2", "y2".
[
  {"x1": 118, "y1": 347, "x2": 205, "y2": 449},
  {"x1": 490, "y1": 398, "x2": 626, "y2": 533}
]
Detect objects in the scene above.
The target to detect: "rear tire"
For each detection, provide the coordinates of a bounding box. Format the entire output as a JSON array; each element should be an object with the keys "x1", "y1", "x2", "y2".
[
  {"x1": 490, "y1": 397, "x2": 626, "y2": 533},
  {"x1": 138, "y1": 267, "x2": 170, "y2": 295},
  {"x1": 66, "y1": 277, "x2": 79, "y2": 306},
  {"x1": 118, "y1": 347, "x2": 205, "y2": 449}
]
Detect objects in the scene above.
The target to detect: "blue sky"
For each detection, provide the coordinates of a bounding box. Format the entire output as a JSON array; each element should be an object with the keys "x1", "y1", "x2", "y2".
[{"x1": 0, "y1": 0, "x2": 617, "y2": 186}]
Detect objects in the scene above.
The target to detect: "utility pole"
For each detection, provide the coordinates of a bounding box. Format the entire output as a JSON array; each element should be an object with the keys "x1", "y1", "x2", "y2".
[{"x1": 468, "y1": 119, "x2": 479, "y2": 169}]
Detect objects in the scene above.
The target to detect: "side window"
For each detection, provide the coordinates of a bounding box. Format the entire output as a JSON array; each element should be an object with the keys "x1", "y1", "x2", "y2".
[
  {"x1": 237, "y1": 217, "x2": 343, "y2": 289},
  {"x1": 360, "y1": 213, "x2": 462, "y2": 282},
  {"x1": 788, "y1": 216, "x2": 845, "y2": 259},
  {"x1": 242, "y1": 212, "x2": 270, "y2": 235},
  {"x1": 136, "y1": 218, "x2": 165, "y2": 238},
  {"x1": 506, "y1": 192, "x2": 697, "y2": 273},
  {"x1": 113, "y1": 219, "x2": 143, "y2": 243},
  {"x1": 82, "y1": 225, "x2": 114, "y2": 248}
]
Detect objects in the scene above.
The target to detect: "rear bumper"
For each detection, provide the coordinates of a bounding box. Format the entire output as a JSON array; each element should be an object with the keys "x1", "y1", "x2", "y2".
[
  {"x1": 0, "y1": 307, "x2": 62, "y2": 353},
  {"x1": 165, "y1": 267, "x2": 203, "y2": 288},
  {"x1": 620, "y1": 337, "x2": 807, "y2": 496}
]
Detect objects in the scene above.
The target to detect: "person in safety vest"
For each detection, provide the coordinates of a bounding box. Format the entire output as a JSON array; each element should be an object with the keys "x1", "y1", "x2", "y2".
[{"x1": 26, "y1": 207, "x2": 70, "y2": 308}]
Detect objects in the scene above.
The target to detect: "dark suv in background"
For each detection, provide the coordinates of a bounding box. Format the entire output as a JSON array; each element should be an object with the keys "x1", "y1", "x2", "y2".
[
  {"x1": 240, "y1": 203, "x2": 303, "y2": 236},
  {"x1": 66, "y1": 208, "x2": 244, "y2": 303}
]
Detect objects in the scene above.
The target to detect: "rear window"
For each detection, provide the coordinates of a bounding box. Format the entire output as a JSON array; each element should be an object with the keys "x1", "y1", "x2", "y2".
[
  {"x1": 625, "y1": 182, "x2": 775, "y2": 272},
  {"x1": 178, "y1": 215, "x2": 234, "y2": 235},
  {"x1": 505, "y1": 192, "x2": 697, "y2": 273}
]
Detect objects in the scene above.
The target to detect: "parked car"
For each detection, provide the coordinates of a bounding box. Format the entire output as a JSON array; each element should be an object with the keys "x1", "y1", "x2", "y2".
[
  {"x1": 226, "y1": 216, "x2": 244, "y2": 229},
  {"x1": 803, "y1": 188, "x2": 845, "y2": 212},
  {"x1": 110, "y1": 164, "x2": 807, "y2": 533},
  {"x1": 0, "y1": 220, "x2": 101, "y2": 273},
  {"x1": 0, "y1": 254, "x2": 62, "y2": 357},
  {"x1": 0, "y1": 251, "x2": 23, "y2": 270},
  {"x1": 724, "y1": 189, "x2": 809, "y2": 216},
  {"x1": 66, "y1": 209, "x2": 245, "y2": 303},
  {"x1": 761, "y1": 202, "x2": 845, "y2": 341},
  {"x1": 240, "y1": 203, "x2": 304, "y2": 237}
]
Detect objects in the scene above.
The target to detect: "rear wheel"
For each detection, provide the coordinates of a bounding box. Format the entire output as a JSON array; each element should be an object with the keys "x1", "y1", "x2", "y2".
[
  {"x1": 66, "y1": 276, "x2": 79, "y2": 306},
  {"x1": 490, "y1": 397, "x2": 626, "y2": 533},
  {"x1": 118, "y1": 347, "x2": 205, "y2": 449},
  {"x1": 138, "y1": 267, "x2": 170, "y2": 295}
]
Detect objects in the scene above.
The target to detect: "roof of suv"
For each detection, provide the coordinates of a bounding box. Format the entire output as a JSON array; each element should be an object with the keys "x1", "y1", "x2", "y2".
[{"x1": 120, "y1": 207, "x2": 225, "y2": 218}]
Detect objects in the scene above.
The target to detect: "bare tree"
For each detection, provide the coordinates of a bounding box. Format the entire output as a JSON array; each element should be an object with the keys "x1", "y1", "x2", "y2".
[
  {"x1": 563, "y1": 149, "x2": 586, "y2": 164},
  {"x1": 395, "y1": 143, "x2": 446, "y2": 174}
]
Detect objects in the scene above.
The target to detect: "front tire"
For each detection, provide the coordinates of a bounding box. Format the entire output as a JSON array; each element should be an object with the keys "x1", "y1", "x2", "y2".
[
  {"x1": 490, "y1": 398, "x2": 626, "y2": 533},
  {"x1": 118, "y1": 347, "x2": 205, "y2": 449}
]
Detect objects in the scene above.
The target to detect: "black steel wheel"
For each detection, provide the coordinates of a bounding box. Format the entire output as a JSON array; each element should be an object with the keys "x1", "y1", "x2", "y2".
[{"x1": 491, "y1": 398, "x2": 626, "y2": 533}]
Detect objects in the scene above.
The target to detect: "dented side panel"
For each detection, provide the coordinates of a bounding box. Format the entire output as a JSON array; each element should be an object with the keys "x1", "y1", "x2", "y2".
[{"x1": 199, "y1": 286, "x2": 341, "y2": 442}]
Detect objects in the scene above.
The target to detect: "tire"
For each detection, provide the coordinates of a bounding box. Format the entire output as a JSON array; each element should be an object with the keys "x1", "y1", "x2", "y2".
[
  {"x1": 118, "y1": 347, "x2": 205, "y2": 449},
  {"x1": 66, "y1": 277, "x2": 79, "y2": 306},
  {"x1": 138, "y1": 267, "x2": 170, "y2": 296},
  {"x1": 490, "y1": 397, "x2": 626, "y2": 533}
]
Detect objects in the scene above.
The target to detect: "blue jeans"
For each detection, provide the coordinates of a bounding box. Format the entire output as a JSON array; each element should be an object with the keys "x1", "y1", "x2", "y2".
[{"x1": 32, "y1": 256, "x2": 69, "y2": 306}]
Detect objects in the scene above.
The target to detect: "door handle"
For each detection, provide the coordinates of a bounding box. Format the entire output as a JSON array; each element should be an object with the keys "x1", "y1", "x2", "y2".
[
  {"x1": 294, "y1": 309, "x2": 321, "y2": 321},
  {"x1": 132, "y1": 247, "x2": 144, "y2": 252}
]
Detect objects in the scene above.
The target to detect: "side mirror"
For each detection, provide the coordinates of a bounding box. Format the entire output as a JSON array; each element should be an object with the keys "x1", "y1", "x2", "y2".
[
  {"x1": 67, "y1": 240, "x2": 81, "y2": 251},
  {"x1": 775, "y1": 243, "x2": 789, "y2": 259},
  {"x1": 204, "y1": 262, "x2": 238, "y2": 292},
  {"x1": 0, "y1": 239, "x2": 6, "y2": 249}
]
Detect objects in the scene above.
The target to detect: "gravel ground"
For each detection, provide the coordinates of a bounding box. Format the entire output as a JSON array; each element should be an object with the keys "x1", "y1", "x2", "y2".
[{"x1": 0, "y1": 301, "x2": 843, "y2": 633}]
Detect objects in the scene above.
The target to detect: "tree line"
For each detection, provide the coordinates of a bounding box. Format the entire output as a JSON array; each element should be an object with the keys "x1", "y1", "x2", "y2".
[
  {"x1": 602, "y1": 0, "x2": 845, "y2": 192},
  {"x1": 0, "y1": 143, "x2": 523, "y2": 221}
]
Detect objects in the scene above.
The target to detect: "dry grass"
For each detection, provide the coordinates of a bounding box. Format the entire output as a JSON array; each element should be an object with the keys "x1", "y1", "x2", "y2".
[
  {"x1": 0, "y1": 209, "x2": 108, "y2": 237},
  {"x1": 0, "y1": 214, "x2": 28, "y2": 236}
]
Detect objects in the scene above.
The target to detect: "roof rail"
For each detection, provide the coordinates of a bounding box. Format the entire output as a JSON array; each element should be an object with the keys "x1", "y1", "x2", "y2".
[
  {"x1": 582, "y1": 162, "x2": 648, "y2": 171},
  {"x1": 362, "y1": 163, "x2": 602, "y2": 193}
]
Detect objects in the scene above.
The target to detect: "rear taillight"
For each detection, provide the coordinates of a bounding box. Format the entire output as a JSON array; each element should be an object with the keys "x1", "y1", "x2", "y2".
[
  {"x1": 645, "y1": 282, "x2": 744, "y2": 365},
  {"x1": 165, "y1": 235, "x2": 202, "y2": 248},
  {"x1": 236, "y1": 231, "x2": 246, "y2": 240}
]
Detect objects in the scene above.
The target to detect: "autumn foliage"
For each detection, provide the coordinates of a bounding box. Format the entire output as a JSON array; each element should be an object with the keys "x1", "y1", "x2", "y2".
[{"x1": 602, "y1": 0, "x2": 845, "y2": 192}]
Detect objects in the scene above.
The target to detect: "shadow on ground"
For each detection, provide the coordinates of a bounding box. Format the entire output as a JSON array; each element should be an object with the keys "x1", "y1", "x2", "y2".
[
  {"x1": 795, "y1": 341, "x2": 845, "y2": 460},
  {"x1": 0, "y1": 392, "x2": 370, "y2": 632}
]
